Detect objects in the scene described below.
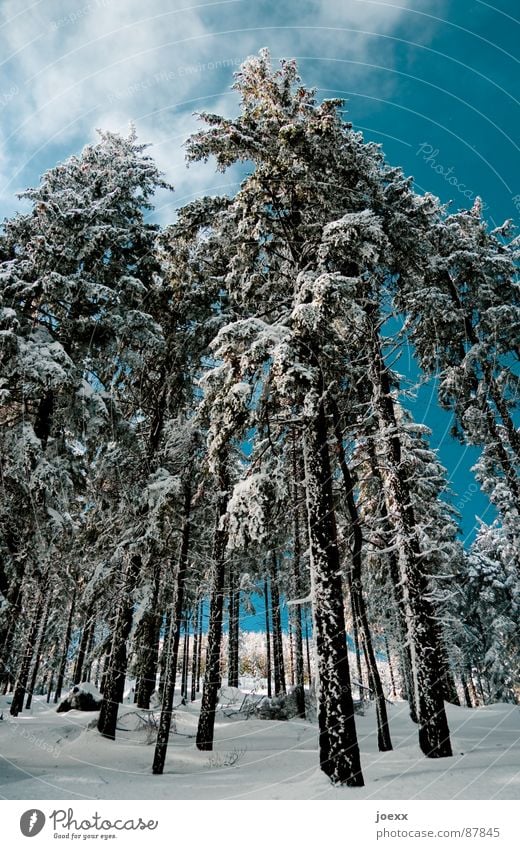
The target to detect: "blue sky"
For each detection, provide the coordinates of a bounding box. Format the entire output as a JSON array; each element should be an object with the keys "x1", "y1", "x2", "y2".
[{"x1": 1, "y1": 0, "x2": 518, "y2": 548}]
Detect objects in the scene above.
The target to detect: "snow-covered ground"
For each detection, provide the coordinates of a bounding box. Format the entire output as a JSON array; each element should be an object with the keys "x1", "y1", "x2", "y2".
[{"x1": 0, "y1": 690, "x2": 518, "y2": 800}]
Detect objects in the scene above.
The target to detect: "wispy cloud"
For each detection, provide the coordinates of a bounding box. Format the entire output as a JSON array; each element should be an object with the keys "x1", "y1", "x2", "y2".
[{"x1": 0, "y1": 0, "x2": 442, "y2": 215}]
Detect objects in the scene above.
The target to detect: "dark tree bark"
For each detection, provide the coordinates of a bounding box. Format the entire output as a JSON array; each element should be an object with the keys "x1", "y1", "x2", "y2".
[
  {"x1": 153, "y1": 482, "x2": 192, "y2": 773},
  {"x1": 304, "y1": 615, "x2": 312, "y2": 685},
  {"x1": 196, "y1": 602, "x2": 203, "y2": 693},
  {"x1": 25, "y1": 595, "x2": 51, "y2": 710},
  {"x1": 303, "y1": 387, "x2": 364, "y2": 786},
  {"x1": 0, "y1": 571, "x2": 24, "y2": 692},
  {"x1": 158, "y1": 608, "x2": 171, "y2": 703},
  {"x1": 54, "y1": 587, "x2": 77, "y2": 704},
  {"x1": 180, "y1": 620, "x2": 190, "y2": 704},
  {"x1": 288, "y1": 620, "x2": 295, "y2": 687},
  {"x1": 191, "y1": 604, "x2": 199, "y2": 702},
  {"x1": 269, "y1": 552, "x2": 286, "y2": 695},
  {"x1": 196, "y1": 466, "x2": 229, "y2": 751},
  {"x1": 227, "y1": 566, "x2": 240, "y2": 688},
  {"x1": 460, "y1": 669, "x2": 473, "y2": 708},
  {"x1": 385, "y1": 634, "x2": 398, "y2": 699},
  {"x1": 264, "y1": 578, "x2": 272, "y2": 699},
  {"x1": 347, "y1": 571, "x2": 364, "y2": 695},
  {"x1": 436, "y1": 628, "x2": 460, "y2": 706},
  {"x1": 46, "y1": 670, "x2": 54, "y2": 704},
  {"x1": 290, "y1": 433, "x2": 306, "y2": 717},
  {"x1": 97, "y1": 555, "x2": 140, "y2": 740},
  {"x1": 10, "y1": 591, "x2": 46, "y2": 716},
  {"x1": 84, "y1": 622, "x2": 96, "y2": 683},
  {"x1": 135, "y1": 564, "x2": 162, "y2": 709},
  {"x1": 73, "y1": 600, "x2": 95, "y2": 686}
]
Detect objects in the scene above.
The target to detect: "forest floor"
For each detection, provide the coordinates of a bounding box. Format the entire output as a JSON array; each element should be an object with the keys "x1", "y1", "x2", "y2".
[{"x1": 0, "y1": 688, "x2": 518, "y2": 800}]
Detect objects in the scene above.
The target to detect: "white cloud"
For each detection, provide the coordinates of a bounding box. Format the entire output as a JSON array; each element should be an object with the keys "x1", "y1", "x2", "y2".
[{"x1": 0, "y1": 0, "x2": 443, "y2": 214}]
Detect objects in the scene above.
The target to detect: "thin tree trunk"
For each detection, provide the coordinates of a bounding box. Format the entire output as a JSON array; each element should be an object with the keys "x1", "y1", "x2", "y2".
[
  {"x1": 191, "y1": 605, "x2": 199, "y2": 702},
  {"x1": 290, "y1": 432, "x2": 306, "y2": 717},
  {"x1": 466, "y1": 666, "x2": 479, "y2": 705},
  {"x1": 84, "y1": 623, "x2": 96, "y2": 683},
  {"x1": 227, "y1": 566, "x2": 240, "y2": 688},
  {"x1": 385, "y1": 635, "x2": 398, "y2": 699},
  {"x1": 181, "y1": 620, "x2": 190, "y2": 703},
  {"x1": 330, "y1": 399, "x2": 392, "y2": 751},
  {"x1": 303, "y1": 389, "x2": 364, "y2": 786},
  {"x1": 264, "y1": 578, "x2": 272, "y2": 699},
  {"x1": 73, "y1": 601, "x2": 95, "y2": 686},
  {"x1": 288, "y1": 620, "x2": 295, "y2": 686},
  {"x1": 97, "y1": 555, "x2": 140, "y2": 739},
  {"x1": 54, "y1": 587, "x2": 77, "y2": 704},
  {"x1": 25, "y1": 595, "x2": 51, "y2": 710},
  {"x1": 0, "y1": 574, "x2": 24, "y2": 692},
  {"x1": 269, "y1": 552, "x2": 286, "y2": 695},
  {"x1": 196, "y1": 602, "x2": 203, "y2": 692},
  {"x1": 10, "y1": 592, "x2": 46, "y2": 716},
  {"x1": 196, "y1": 466, "x2": 229, "y2": 751},
  {"x1": 305, "y1": 615, "x2": 312, "y2": 685},
  {"x1": 460, "y1": 669, "x2": 472, "y2": 708},
  {"x1": 135, "y1": 564, "x2": 162, "y2": 709},
  {"x1": 158, "y1": 609, "x2": 171, "y2": 702},
  {"x1": 153, "y1": 482, "x2": 192, "y2": 773},
  {"x1": 347, "y1": 571, "x2": 364, "y2": 696},
  {"x1": 46, "y1": 670, "x2": 54, "y2": 704}
]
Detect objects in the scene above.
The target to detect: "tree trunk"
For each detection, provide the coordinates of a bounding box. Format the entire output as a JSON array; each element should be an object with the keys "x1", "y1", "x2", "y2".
[
  {"x1": 466, "y1": 666, "x2": 479, "y2": 705},
  {"x1": 97, "y1": 555, "x2": 140, "y2": 739},
  {"x1": 191, "y1": 605, "x2": 199, "y2": 701},
  {"x1": 152, "y1": 482, "x2": 192, "y2": 773},
  {"x1": 84, "y1": 623, "x2": 96, "y2": 683},
  {"x1": 288, "y1": 620, "x2": 295, "y2": 686},
  {"x1": 0, "y1": 573, "x2": 24, "y2": 692},
  {"x1": 264, "y1": 578, "x2": 272, "y2": 698},
  {"x1": 10, "y1": 592, "x2": 46, "y2": 716},
  {"x1": 361, "y1": 414, "x2": 419, "y2": 723},
  {"x1": 73, "y1": 601, "x2": 95, "y2": 686},
  {"x1": 269, "y1": 552, "x2": 286, "y2": 695},
  {"x1": 347, "y1": 571, "x2": 364, "y2": 696},
  {"x1": 385, "y1": 634, "x2": 398, "y2": 699},
  {"x1": 303, "y1": 390, "x2": 364, "y2": 786},
  {"x1": 196, "y1": 602, "x2": 203, "y2": 693},
  {"x1": 54, "y1": 587, "x2": 77, "y2": 704},
  {"x1": 227, "y1": 566, "x2": 240, "y2": 688},
  {"x1": 330, "y1": 399, "x2": 392, "y2": 751},
  {"x1": 158, "y1": 609, "x2": 171, "y2": 703},
  {"x1": 367, "y1": 324, "x2": 452, "y2": 758},
  {"x1": 305, "y1": 615, "x2": 312, "y2": 684},
  {"x1": 290, "y1": 432, "x2": 306, "y2": 717},
  {"x1": 180, "y1": 620, "x2": 190, "y2": 704},
  {"x1": 460, "y1": 669, "x2": 473, "y2": 708},
  {"x1": 196, "y1": 466, "x2": 229, "y2": 751},
  {"x1": 135, "y1": 564, "x2": 162, "y2": 709},
  {"x1": 25, "y1": 595, "x2": 51, "y2": 710}
]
